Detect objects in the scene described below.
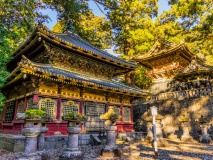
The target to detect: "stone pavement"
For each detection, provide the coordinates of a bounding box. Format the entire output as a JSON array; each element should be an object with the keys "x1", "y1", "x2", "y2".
[{"x1": 0, "y1": 138, "x2": 213, "y2": 159}]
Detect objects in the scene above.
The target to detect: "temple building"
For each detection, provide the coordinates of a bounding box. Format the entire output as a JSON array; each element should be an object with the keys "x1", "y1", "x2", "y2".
[
  {"x1": 0, "y1": 23, "x2": 148, "y2": 135},
  {"x1": 132, "y1": 39, "x2": 213, "y2": 137}
]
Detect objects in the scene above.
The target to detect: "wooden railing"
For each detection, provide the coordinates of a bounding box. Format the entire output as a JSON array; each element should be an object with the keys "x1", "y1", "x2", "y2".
[{"x1": 151, "y1": 87, "x2": 213, "y2": 102}]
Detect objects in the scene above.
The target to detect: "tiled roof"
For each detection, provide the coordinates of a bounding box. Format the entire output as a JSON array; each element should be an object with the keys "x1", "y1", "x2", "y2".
[
  {"x1": 54, "y1": 30, "x2": 136, "y2": 67},
  {"x1": 132, "y1": 39, "x2": 193, "y2": 61},
  {"x1": 17, "y1": 56, "x2": 147, "y2": 96}
]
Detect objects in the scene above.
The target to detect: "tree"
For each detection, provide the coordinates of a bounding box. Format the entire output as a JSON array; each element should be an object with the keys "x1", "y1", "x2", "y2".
[
  {"x1": 0, "y1": 0, "x2": 50, "y2": 49},
  {"x1": 158, "y1": 0, "x2": 213, "y2": 64},
  {"x1": 0, "y1": 24, "x2": 12, "y2": 110},
  {"x1": 93, "y1": 0, "x2": 158, "y2": 56},
  {"x1": 52, "y1": 11, "x2": 113, "y2": 49}
]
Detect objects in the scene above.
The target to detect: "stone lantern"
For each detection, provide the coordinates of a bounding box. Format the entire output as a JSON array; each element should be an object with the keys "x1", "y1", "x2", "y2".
[
  {"x1": 38, "y1": 114, "x2": 52, "y2": 151},
  {"x1": 144, "y1": 110, "x2": 166, "y2": 147},
  {"x1": 145, "y1": 112, "x2": 164, "y2": 139},
  {"x1": 59, "y1": 112, "x2": 86, "y2": 160},
  {"x1": 198, "y1": 115, "x2": 211, "y2": 143},
  {"x1": 178, "y1": 113, "x2": 193, "y2": 141},
  {"x1": 17, "y1": 112, "x2": 42, "y2": 160},
  {"x1": 100, "y1": 106, "x2": 121, "y2": 158}
]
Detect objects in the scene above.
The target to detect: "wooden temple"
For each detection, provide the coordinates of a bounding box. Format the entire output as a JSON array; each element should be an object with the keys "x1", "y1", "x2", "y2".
[
  {"x1": 0, "y1": 23, "x2": 148, "y2": 135},
  {"x1": 132, "y1": 39, "x2": 196, "y2": 94},
  {"x1": 132, "y1": 39, "x2": 213, "y2": 134}
]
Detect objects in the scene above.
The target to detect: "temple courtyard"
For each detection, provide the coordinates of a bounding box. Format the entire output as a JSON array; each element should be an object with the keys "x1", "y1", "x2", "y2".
[{"x1": 0, "y1": 138, "x2": 212, "y2": 160}]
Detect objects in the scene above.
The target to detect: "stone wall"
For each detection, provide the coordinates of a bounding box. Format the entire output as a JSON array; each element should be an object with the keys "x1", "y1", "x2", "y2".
[
  {"x1": 133, "y1": 95, "x2": 213, "y2": 139},
  {"x1": 0, "y1": 134, "x2": 94, "y2": 152}
]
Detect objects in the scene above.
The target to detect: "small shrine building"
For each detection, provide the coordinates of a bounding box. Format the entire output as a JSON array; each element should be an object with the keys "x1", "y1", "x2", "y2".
[
  {"x1": 132, "y1": 39, "x2": 213, "y2": 135},
  {"x1": 0, "y1": 24, "x2": 148, "y2": 135}
]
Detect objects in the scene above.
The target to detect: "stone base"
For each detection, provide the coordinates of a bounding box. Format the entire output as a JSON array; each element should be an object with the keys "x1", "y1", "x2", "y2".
[
  {"x1": 0, "y1": 134, "x2": 25, "y2": 152},
  {"x1": 101, "y1": 145, "x2": 121, "y2": 158},
  {"x1": 200, "y1": 134, "x2": 211, "y2": 143},
  {"x1": 59, "y1": 150, "x2": 82, "y2": 160}
]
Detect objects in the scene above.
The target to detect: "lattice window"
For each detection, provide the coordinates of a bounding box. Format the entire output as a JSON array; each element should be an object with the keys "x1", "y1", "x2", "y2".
[
  {"x1": 85, "y1": 102, "x2": 106, "y2": 131},
  {"x1": 123, "y1": 107, "x2": 131, "y2": 122},
  {"x1": 27, "y1": 98, "x2": 33, "y2": 109},
  {"x1": 96, "y1": 104, "x2": 105, "y2": 115},
  {"x1": 4, "y1": 101, "x2": 15, "y2": 123},
  {"x1": 39, "y1": 98, "x2": 56, "y2": 119},
  {"x1": 62, "y1": 101, "x2": 79, "y2": 116},
  {"x1": 17, "y1": 100, "x2": 24, "y2": 113}
]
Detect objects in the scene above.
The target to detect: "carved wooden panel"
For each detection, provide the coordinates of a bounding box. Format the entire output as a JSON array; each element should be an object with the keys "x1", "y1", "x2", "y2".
[
  {"x1": 39, "y1": 80, "x2": 58, "y2": 95},
  {"x1": 83, "y1": 93, "x2": 105, "y2": 101},
  {"x1": 41, "y1": 43, "x2": 125, "y2": 78},
  {"x1": 108, "y1": 97, "x2": 120, "y2": 103}
]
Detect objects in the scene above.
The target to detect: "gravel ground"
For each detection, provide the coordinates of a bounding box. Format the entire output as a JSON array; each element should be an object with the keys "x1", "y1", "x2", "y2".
[{"x1": 0, "y1": 139, "x2": 213, "y2": 160}]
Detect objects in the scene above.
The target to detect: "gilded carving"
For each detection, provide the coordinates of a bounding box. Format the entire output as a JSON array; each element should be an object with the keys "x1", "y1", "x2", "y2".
[{"x1": 34, "y1": 43, "x2": 126, "y2": 79}]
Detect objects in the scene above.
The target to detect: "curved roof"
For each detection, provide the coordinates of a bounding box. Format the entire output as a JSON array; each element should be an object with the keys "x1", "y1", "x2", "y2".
[
  {"x1": 4, "y1": 56, "x2": 148, "y2": 97},
  {"x1": 132, "y1": 39, "x2": 195, "y2": 68},
  {"x1": 9, "y1": 23, "x2": 136, "y2": 69},
  {"x1": 174, "y1": 59, "x2": 213, "y2": 80}
]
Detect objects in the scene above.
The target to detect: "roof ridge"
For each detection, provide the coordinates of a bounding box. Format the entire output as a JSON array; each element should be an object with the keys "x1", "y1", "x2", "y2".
[{"x1": 38, "y1": 23, "x2": 136, "y2": 66}]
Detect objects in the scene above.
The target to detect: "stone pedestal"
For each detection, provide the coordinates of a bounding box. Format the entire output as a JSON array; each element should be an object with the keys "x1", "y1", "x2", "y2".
[
  {"x1": 38, "y1": 127, "x2": 48, "y2": 151},
  {"x1": 101, "y1": 125, "x2": 121, "y2": 158},
  {"x1": 18, "y1": 119, "x2": 42, "y2": 160},
  {"x1": 156, "y1": 120, "x2": 163, "y2": 140},
  {"x1": 145, "y1": 121, "x2": 153, "y2": 142},
  {"x1": 180, "y1": 122, "x2": 193, "y2": 141},
  {"x1": 200, "y1": 123, "x2": 211, "y2": 143},
  {"x1": 60, "y1": 126, "x2": 82, "y2": 160}
]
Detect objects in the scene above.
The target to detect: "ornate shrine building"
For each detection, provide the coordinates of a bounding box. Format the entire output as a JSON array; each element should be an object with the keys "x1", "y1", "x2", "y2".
[
  {"x1": 0, "y1": 24, "x2": 148, "y2": 135},
  {"x1": 132, "y1": 39, "x2": 213, "y2": 136}
]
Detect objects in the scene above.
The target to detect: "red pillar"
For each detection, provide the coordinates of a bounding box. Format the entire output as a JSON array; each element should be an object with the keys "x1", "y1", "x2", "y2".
[
  {"x1": 33, "y1": 94, "x2": 39, "y2": 103},
  {"x1": 130, "y1": 107, "x2": 133, "y2": 122},
  {"x1": 57, "y1": 98, "x2": 61, "y2": 120},
  {"x1": 79, "y1": 99, "x2": 84, "y2": 132},
  {"x1": 23, "y1": 97, "x2": 27, "y2": 111},
  {"x1": 20, "y1": 98, "x2": 27, "y2": 131},
  {"x1": 119, "y1": 105, "x2": 124, "y2": 132},
  {"x1": 120, "y1": 106, "x2": 123, "y2": 121},
  {"x1": 105, "y1": 103, "x2": 109, "y2": 112},
  {"x1": 12, "y1": 100, "x2": 19, "y2": 133},
  {"x1": 79, "y1": 99, "x2": 83, "y2": 114},
  {"x1": 13, "y1": 100, "x2": 19, "y2": 121}
]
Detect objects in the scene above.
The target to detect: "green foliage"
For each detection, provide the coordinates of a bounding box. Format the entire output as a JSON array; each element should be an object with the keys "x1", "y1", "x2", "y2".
[
  {"x1": 135, "y1": 66, "x2": 152, "y2": 89},
  {"x1": 25, "y1": 109, "x2": 46, "y2": 119},
  {"x1": 52, "y1": 11, "x2": 113, "y2": 49},
  {"x1": 0, "y1": 24, "x2": 12, "y2": 110},
  {"x1": 63, "y1": 112, "x2": 86, "y2": 121},
  {"x1": 0, "y1": 0, "x2": 213, "y2": 93}
]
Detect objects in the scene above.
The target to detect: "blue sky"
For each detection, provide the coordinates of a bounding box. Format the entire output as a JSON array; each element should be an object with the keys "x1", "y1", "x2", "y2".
[{"x1": 44, "y1": 0, "x2": 170, "y2": 29}]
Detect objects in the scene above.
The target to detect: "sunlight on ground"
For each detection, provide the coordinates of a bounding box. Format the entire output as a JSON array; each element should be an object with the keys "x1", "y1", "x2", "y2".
[{"x1": 169, "y1": 154, "x2": 201, "y2": 160}]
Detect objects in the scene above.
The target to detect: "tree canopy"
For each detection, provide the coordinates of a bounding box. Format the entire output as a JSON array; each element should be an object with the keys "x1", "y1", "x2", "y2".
[{"x1": 0, "y1": 0, "x2": 213, "y2": 101}]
